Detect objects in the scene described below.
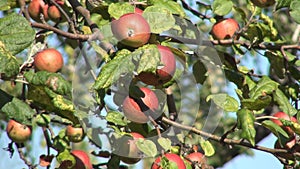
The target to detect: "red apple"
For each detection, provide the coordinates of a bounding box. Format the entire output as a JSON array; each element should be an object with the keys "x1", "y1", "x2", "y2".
[
  {"x1": 151, "y1": 153, "x2": 186, "y2": 169},
  {"x1": 250, "y1": 0, "x2": 275, "y2": 8},
  {"x1": 271, "y1": 112, "x2": 298, "y2": 135},
  {"x1": 122, "y1": 87, "x2": 159, "y2": 123},
  {"x1": 185, "y1": 152, "x2": 206, "y2": 166},
  {"x1": 48, "y1": 5, "x2": 61, "y2": 22},
  {"x1": 111, "y1": 13, "x2": 150, "y2": 48},
  {"x1": 137, "y1": 45, "x2": 176, "y2": 86},
  {"x1": 34, "y1": 48, "x2": 64, "y2": 73},
  {"x1": 134, "y1": 8, "x2": 143, "y2": 15},
  {"x1": 28, "y1": 0, "x2": 49, "y2": 22},
  {"x1": 66, "y1": 125, "x2": 85, "y2": 143},
  {"x1": 6, "y1": 119, "x2": 31, "y2": 143},
  {"x1": 120, "y1": 132, "x2": 145, "y2": 164},
  {"x1": 211, "y1": 18, "x2": 239, "y2": 40},
  {"x1": 71, "y1": 150, "x2": 93, "y2": 169}
]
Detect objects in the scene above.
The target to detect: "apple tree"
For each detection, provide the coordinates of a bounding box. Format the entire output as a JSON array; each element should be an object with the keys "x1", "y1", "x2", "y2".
[{"x1": 0, "y1": 0, "x2": 299, "y2": 168}]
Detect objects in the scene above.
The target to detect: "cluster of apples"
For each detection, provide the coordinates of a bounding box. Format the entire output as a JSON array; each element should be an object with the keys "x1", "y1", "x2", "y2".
[{"x1": 28, "y1": 0, "x2": 65, "y2": 22}]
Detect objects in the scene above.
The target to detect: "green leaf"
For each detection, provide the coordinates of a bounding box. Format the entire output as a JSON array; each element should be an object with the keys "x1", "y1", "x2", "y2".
[
  {"x1": 199, "y1": 139, "x2": 215, "y2": 157},
  {"x1": 273, "y1": 89, "x2": 298, "y2": 116},
  {"x1": 0, "y1": 44, "x2": 19, "y2": 79},
  {"x1": 93, "y1": 45, "x2": 161, "y2": 90},
  {"x1": 148, "y1": 0, "x2": 186, "y2": 17},
  {"x1": 56, "y1": 149, "x2": 76, "y2": 168},
  {"x1": 1, "y1": 98, "x2": 35, "y2": 125},
  {"x1": 262, "y1": 120, "x2": 289, "y2": 139},
  {"x1": 265, "y1": 51, "x2": 285, "y2": 79},
  {"x1": 206, "y1": 93, "x2": 239, "y2": 112},
  {"x1": 193, "y1": 60, "x2": 207, "y2": 84},
  {"x1": 24, "y1": 71, "x2": 71, "y2": 96},
  {"x1": 90, "y1": 41, "x2": 110, "y2": 62},
  {"x1": 158, "y1": 137, "x2": 172, "y2": 151},
  {"x1": 87, "y1": 127, "x2": 103, "y2": 148},
  {"x1": 290, "y1": 0, "x2": 300, "y2": 24},
  {"x1": 212, "y1": 0, "x2": 233, "y2": 16},
  {"x1": 108, "y1": 3, "x2": 135, "y2": 19},
  {"x1": 0, "y1": 13, "x2": 35, "y2": 55},
  {"x1": 136, "y1": 139, "x2": 157, "y2": 157},
  {"x1": 237, "y1": 109, "x2": 256, "y2": 146},
  {"x1": 249, "y1": 76, "x2": 278, "y2": 99},
  {"x1": 241, "y1": 95, "x2": 272, "y2": 110},
  {"x1": 107, "y1": 155, "x2": 121, "y2": 169},
  {"x1": 53, "y1": 129, "x2": 70, "y2": 152},
  {"x1": 106, "y1": 111, "x2": 128, "y2": 126},
  {"x1": 143, "y1": 6, "x2": 176, "y2": 34},
  {"x1": 276, "y1": 0, "x2": 293, "y2": 9},
  {"x1": 34, "y1": 113, "x2": 51, "y2": 127}
]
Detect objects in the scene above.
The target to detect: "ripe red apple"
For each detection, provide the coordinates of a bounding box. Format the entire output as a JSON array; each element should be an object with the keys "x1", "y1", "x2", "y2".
[
  {"x1": 185, "y1": 152, "x2": 206, "y2": 166},
  {"x1": 66, "y1": 125, "x2": 85, "y2": 143},
  {"x1": 271, "y1": 112, "x2": 298, "y2": 135},
  {"x1": 28, "y1": 0, "x2": 49, "y2": 22},
  {"x1": 151, "y1": 153, "x2": 186, "y2": 169},
  {"x1": 34, "y1": 48, "x2": 64, "y2": 73},
  {"x1": 122, "y1": 87, "x2": 159, "y2": 123},
  {"x1": 134, "y1": 7, "x2": 143, "y2": 15},
  {"x1": 137, "y1": 45, "x2": 176, "y2": 86},
  {"x1": 120, "y1": 132, "x2": 145, "y2": 164},
  {"x1": 48, "y1": 5, "x2": 62, "y2": 22},
  {"x1": 71, "y1": 150, "x2": 93, "y2": 169},
  {"x1": 111, "y1": 13, "x2": 150, "y2": 48},
  {"x1": 6, "y1": 119, "x2": 31, "y2": 143},
  {"x1": 250, "y1": 0, "x2": 275, "y2": 8},
  {"x1": 211, "y1": 18, "x2": 239, "y2": 40}
]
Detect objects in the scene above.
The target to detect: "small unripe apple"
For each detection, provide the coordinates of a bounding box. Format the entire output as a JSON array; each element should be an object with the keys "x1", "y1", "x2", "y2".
[
  {"x1": 111, "y1": 13, "x2": 151, "y2": 48},
  {"x1": 137, "y1": 45, "x2": 176, "y2": 86},
  {"x1": 250, "y1": 0, "x2": 275, "y2": 8},
  {"x1": 122, "y1": 87, "x2": 159, "y2": 123},
  {"x1": 151, "y1": 153, "x2": 186, "y2": 169},
  {"x1": 71, "y1": 150, "x2": 93, "y2": 169},
  {"x1": 185, "y1": 152, "x2": 206, "y2": 166},
  {"x1": 66, "y1": 125, "x2": 85, "y2": 143},
  {"x1": 271, "y1": 112, "x2": 298, "y2": 135},
  {"x1": 211, "y1": 18, "x2": 239, "y2": 40},
  {"x1": 34, "y1": 48, "x2": 64, "y2": 73},
  {"x1": 120, "y1": 132, "x2": 145, "y2": 164},
  {"x1": 28, "y1": 0, "x2": 49, "y2": 22},
  {"x1": 6, "y1": 119, "x2": 32, "y2": 143}
]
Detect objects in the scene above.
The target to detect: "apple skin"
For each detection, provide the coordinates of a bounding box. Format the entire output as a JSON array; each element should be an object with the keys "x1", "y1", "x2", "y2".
[
  {"x1": 6, "y1": 119, "x2": 32, "y2": 143},
  {"x1": 151, "y1": 153, "x2": 186, "y2": 169},
  {"x1": 34, "y1": 48, "x2": 64, "y2": 73},
  {"x1": 185, "y1": 152, "x2": 206, "y2": 166},
  {"x1": 122, "y1": 87, "x2": 159, "y2": 123},
  {"x1": 271, "y1": 112, "x2": 298, "y2": 135},
  {"x1": 134, "y1": 8, "x2": 143, "y2": 15},
  {"x1": 250, "y1": 0, "x2": 275, "y2": 8},
  {"x1": 137, "y1": 45, "x2": 176, "y2": 86},
  {"x1": 111, "y1": 13, "x2": 151, "y2": 48},
  {"x1": 71, "y1": 150, "x2": 93, "y2": 169},
  {"x1": 211, "y1": 18, "x2": 239, "y2": 40},
  {"x1": 28, "y1": 0, "x2": 49, "y2": 22},
  {"x1": 66, "y1": 125, "x2": 85, "y2": 143},
  {"x1": 48, "y1": 5, "x2": 61, "y2": 22},
  {"x1": 120, "y1": 132, "x2": 145, "y2": 164}
]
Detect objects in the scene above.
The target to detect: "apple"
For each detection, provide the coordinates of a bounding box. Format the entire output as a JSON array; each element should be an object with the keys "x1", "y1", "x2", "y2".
[
  {"x1": 28, "y1": 0, "x2": 49, "y2": 22},
  {"x1": 271, "y1": 112, "x2": 298, "y2": 135},
  {"x1": 274, "y1": 136, "x2": 297, "y2": 160},
  {"x1": 185, "y1": 152, "x2": 206, "y2": 166},
  {"x1": 151, "y1": 153, "x2": 186, "y2": 169},
  {"x1": 66, "y1": 125, "x2": 85, "y2": 143},
  {"x1": 134, "y1": 7, "x2": 143, "y2": 15},
  {"x1": 119, "y1": 132, "x2": 145, "y2": 164},
  {"x1": 111, "y1": 13, "x2": 151, "y2": 48},
  {"x1": 250, "y1": 0, "x2": 275, "y2": 8},
  {"x1": 122, "y1": 87, "x2": 159, "y2": 123},
  {"x1": 137, "y1": 45, "x2": 176, "y2": 86},
  {"x1": 211, "y1": 18, "x2": 239, "y2": 40},
  {"x1": 34, "y1": 48, "x2": 64, "y2": 73},
  {"x1": 71, "y1": 150, "x2": 93, "y2": 169},
  {"x1": 48, "y1": 5, "x2": 62, "y2": 22},
  {"x1": 6, "y1": 119, "x2": 31, "y2": 143}
]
